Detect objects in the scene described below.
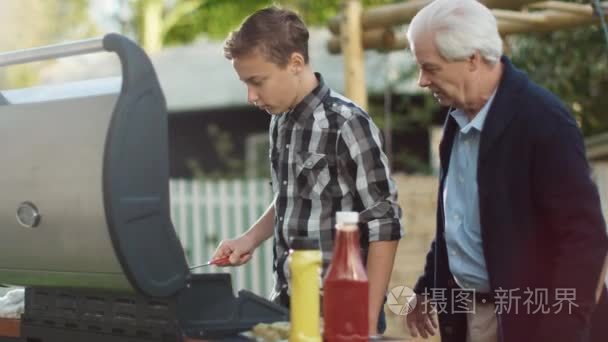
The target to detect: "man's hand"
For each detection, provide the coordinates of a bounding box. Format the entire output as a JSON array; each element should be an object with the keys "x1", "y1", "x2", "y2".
[
  {"x1": 211, "y1": 235, "x2": 255, "y2": 266},
  {"x1": 405, "y1": 294, "x2": 438, "y2": 339}
]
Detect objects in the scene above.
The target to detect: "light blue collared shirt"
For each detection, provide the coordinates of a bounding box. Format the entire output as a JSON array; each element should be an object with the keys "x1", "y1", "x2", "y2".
[{"x1": 443, "y1": 92, "x2": 497, "y2": 293}]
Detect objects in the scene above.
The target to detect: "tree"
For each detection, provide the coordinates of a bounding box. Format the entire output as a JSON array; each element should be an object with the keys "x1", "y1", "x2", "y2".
[
  {"x1": 130, "y1": 0, "x2": 399, "y2": 52},
  {"x1": 509, "y1": 0, "x2": 608, "y2": 136},
  {"x1": 0, "y1": 0, "x2": 97, "y2": 88}
]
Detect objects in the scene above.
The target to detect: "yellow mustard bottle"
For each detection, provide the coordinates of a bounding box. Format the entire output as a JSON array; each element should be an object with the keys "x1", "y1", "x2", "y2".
[{"x1": 289, "y1": 237, "x2": 322, "y2": 342}]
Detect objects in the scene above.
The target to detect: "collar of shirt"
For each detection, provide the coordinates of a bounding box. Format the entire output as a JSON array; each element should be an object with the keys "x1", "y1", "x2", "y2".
[
  {"x1": 285, "y1": 72, "x2": 330, "y2": 124},
  {"x1": 449, "y1": 89, "x2": 498, "y2": 134}
]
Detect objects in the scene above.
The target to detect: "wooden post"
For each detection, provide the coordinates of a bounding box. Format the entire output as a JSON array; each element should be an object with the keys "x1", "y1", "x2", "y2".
[
  {"x1": 341, "y1": 0, "x2": 367, "y2": 110},
  {"x1": 501, "y1": 35, "x2": 511, "y2": 56},
  {"x1": 139, "y1": 0, "x2": 164, "y2": 53}
]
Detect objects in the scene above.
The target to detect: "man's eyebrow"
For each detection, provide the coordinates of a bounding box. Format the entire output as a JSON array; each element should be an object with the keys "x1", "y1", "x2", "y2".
[{"x1": 421, "y1": 63, "x2": 440, "y2": 69}]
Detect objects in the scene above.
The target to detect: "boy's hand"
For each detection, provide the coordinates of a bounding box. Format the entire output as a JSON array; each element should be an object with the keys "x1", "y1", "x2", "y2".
[{"x1": 211, "y1": 236, "x2": 255, "y2": 266}]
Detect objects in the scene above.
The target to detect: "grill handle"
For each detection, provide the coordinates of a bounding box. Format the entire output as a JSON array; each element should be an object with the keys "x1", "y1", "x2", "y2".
[{"x1": 0, "y1": 37, "x2": 105, "y2": 67}]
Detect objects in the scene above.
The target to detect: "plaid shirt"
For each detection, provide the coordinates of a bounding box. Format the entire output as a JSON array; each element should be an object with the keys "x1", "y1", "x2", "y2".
[{"x1": 268, "y1": 73, "x2": 403, "y2": 299}]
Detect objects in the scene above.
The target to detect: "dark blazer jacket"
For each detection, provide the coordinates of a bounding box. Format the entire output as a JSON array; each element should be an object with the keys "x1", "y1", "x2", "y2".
[{"x1": 414, "y1": 56, "x2": 608, "y2": 342}]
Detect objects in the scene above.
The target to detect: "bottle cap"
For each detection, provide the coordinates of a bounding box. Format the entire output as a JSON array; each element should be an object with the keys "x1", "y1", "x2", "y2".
[
  {"x1": 290, "y1": 237, "x2": 320, "y2": 250},
  {"x1": 335, "y1": 211, "x2": 359, "y2": 225}
]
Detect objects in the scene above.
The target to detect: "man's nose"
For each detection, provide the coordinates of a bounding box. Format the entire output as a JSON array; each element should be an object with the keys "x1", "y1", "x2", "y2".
[{"x1": 418, "y1": 70, "x2": 431, "y2": 88}]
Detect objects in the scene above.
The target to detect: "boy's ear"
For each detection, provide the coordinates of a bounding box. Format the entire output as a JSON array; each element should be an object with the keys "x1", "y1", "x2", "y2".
[{"x1": 289, "y1": 52, "x2": 305, "y2": 73}]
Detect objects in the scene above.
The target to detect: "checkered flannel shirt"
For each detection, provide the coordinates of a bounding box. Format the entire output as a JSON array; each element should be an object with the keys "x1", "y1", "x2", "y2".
[{"x1": 269, "y1": 73, "x2": 403, "y2": 299}]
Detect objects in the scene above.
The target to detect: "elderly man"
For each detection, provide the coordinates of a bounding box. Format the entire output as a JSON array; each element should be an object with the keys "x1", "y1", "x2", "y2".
[{"x1": 404, "y1": 1, "x2": 608, "y2": 342}]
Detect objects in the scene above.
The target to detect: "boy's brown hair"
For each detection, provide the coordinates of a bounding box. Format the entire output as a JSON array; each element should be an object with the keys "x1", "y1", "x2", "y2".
[{"x1": 223, "y1": 6, "x2": 309, "y2": 67}]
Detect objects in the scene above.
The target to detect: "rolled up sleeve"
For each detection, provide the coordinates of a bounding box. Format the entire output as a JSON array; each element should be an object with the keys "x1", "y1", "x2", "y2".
[{"x1": 338, "y1": 113, "x2": 404, "y2": 242}]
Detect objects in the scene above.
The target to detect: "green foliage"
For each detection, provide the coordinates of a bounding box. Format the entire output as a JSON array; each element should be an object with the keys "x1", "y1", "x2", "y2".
[
  {"x1": 0, "y1": 0, "x2": 97, "y2": 89},
  {"x1": 367, "y1": 62, "x2": 439, "y2": 174},
  {"x1": 161, "y1": 0, "x2": 399, "y2": 45},
  {"x1": 163, "y1": 0, "x2": 270, "y2": 44},
  {"x1": 368, "y1": 92, "x2": 438, "y2": 175},
  {"x1": 509, "y1": 0, "x2": 608, "y2": 136},
  {"x1": 42, "y1": 0, "x2": 98, "y2": 42},
  {"x1": 392, "y1": 146, "x2": 433, "y2": 174},
  {"x1": 5, "y1": 66, "x2": 41, "y2": 89},
  {"x1": 187, "y1": 124, "x2": 247, "y2": 180}
]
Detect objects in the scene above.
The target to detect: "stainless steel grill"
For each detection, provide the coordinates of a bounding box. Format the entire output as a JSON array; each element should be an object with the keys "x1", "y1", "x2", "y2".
[
  {"x1": 0, "y1": 34, "x2": 287, "y2": 341},
  {"x1": 0, "y1": 34, "x2": 188, "y2": 297}
]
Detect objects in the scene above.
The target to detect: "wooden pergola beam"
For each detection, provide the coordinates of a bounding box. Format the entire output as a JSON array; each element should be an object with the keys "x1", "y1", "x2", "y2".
[
  {"x1": 327, "y1": 28, "x2": 400, "y2": 54},
  {"x1": 327, "y1": 0, "x2": 544, "y2": 35},
  {"x1": 329, "y1": 0, "x2": 429, "y2": 35},
  {"x1": 528, "y1": 1, "x2": 600, "y2": 16},
  {"x1": 492, "y1": 9, "x2": 546, "y2": 24},
  {"x1": 497, "y1": 2, "x2": 608, "y2": 35},
  {"x1": 327, "y1": 1, "x2": 608, "y2": 54}
]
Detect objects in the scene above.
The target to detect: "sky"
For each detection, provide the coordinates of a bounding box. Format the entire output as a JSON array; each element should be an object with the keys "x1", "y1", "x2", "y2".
[
  {"x1": 88, "y1": 0, "x2": 127, "y2": 33},
  {"x1": 88, "y1": 0, "x2": 178, "y2": 35}
]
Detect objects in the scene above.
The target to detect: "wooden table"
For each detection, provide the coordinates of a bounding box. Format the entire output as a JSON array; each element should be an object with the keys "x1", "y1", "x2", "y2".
[
  {"x1": 0, "y1": 318, "x2": 408, "y2": 341},
  {"x1": 0, "y1": 318, "x2": 220, "y2": 341},
  {"x1": 0, "y1": 319, "x2": 18, "y2": 338}
]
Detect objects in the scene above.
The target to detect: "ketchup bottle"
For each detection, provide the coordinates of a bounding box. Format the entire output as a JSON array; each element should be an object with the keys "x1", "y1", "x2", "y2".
[{"x1": 322, "y1": 211, "x2": 369, "y2": 341}]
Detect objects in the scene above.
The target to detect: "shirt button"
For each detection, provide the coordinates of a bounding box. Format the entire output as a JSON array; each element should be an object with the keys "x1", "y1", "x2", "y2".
[
  {"x1": 279, "y1": 217, "x2": 284, "y2": 221},
  {"x1": 451, "y1": 250, "x2": 457, "y2": 256},
  {"x1": 283, "y1": 180, "x2": 287, "y2": 185},
  {"x1": 458, "y1": 175, "x2": 464, "y2": 183},
  {"x1": 286, "y1": 144, "x2": 290, "y2": 149}
]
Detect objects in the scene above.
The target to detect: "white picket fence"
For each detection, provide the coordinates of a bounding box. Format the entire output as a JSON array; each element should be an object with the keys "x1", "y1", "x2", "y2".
[
  {"x1": 169, "y1": 167, "x2": 608, "y2": 295},
  {"x1": 169, "y1": 179, "x2": 275, "y2": 297}
]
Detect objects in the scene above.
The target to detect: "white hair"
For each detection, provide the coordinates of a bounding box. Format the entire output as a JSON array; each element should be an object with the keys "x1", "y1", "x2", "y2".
[{"x1": 406, "y1": 0, "x2": 503, "y2": 64}]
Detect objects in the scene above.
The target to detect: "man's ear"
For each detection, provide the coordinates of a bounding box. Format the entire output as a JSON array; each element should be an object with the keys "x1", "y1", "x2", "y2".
[{"x1": 468, "y1": 52, "x2": 481, "y2": 71}]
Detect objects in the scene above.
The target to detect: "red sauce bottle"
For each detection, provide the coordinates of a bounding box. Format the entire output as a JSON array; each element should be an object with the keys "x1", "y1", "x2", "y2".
[{"x1": 322, "y1": 211, "x2": 369, "y2": 341}]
